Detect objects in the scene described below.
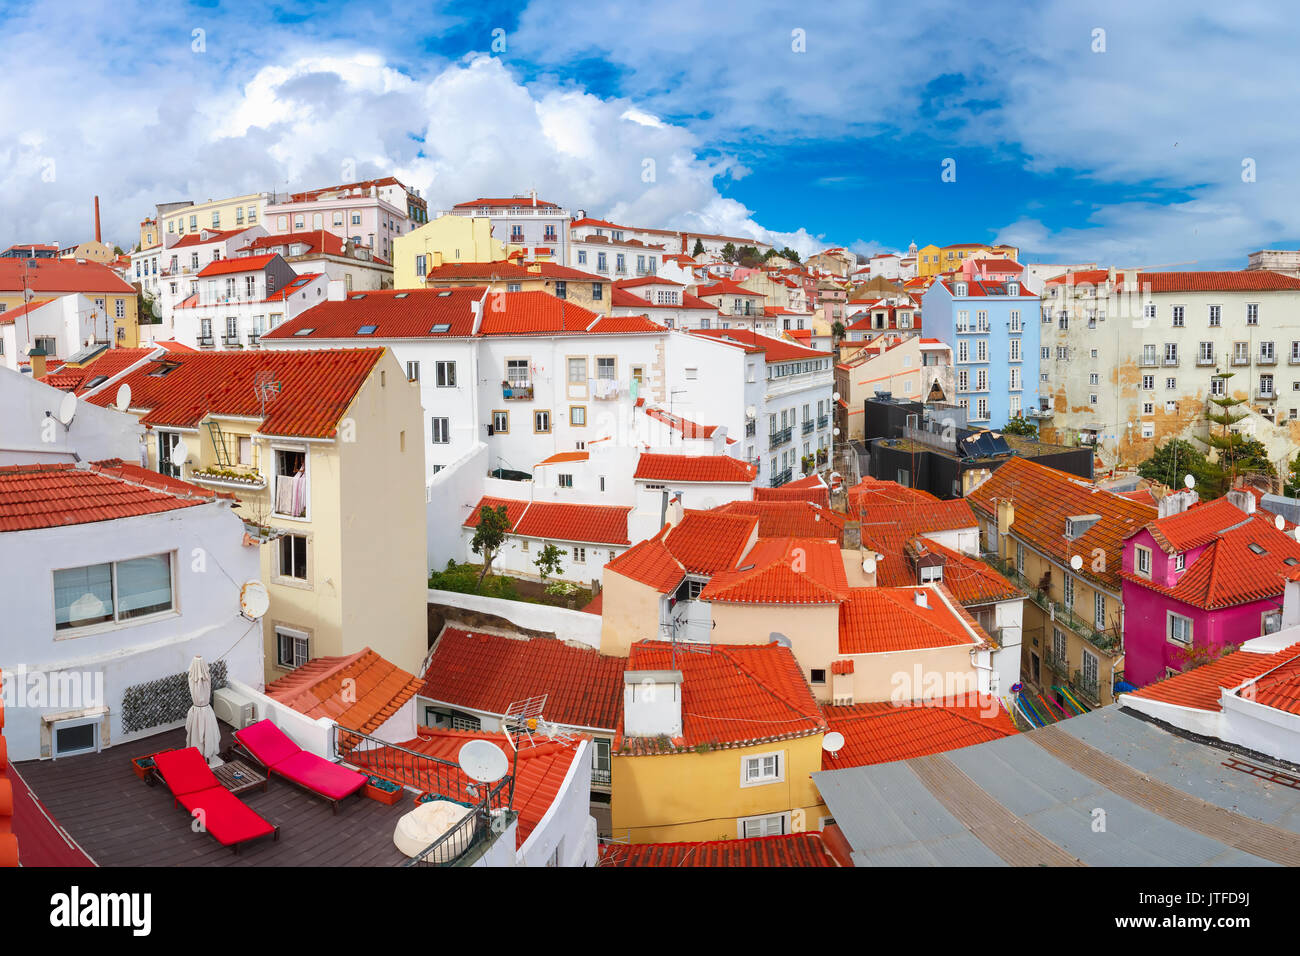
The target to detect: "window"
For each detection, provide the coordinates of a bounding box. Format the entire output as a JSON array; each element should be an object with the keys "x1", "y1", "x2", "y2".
[
  {"x1": 741, "y1": 752, "x2": 784, "y2": 786},
  {"x1": 558, "y1": 474, "x2": 574, "y2": 489},
  {"x1": 238, "y1": 437, "x2": 253, "y2": 466},
  {"x1": 810, "y1": 669, "x2": 827, "y2": 684},
  {"x1": 1089, "y1": 373, "x2": 1099, "y2": 385},
  {"x1": 276, "y1": 627, "x2": 310, "y2": 669},
  {"x1": 1053, "y1": 627, "x2": 1067, "y2": 666},
  {"x1": 492, "y1": 410, "x2": 508, "y2": 433},
  {"x1": 431, "y1": 417, "x2": 450, "y2": 444},
  {"x1": 157, "y1": 431, "x2": 184, "y2": 478},
  {"x1": 1082, "y1": 648, "x2": 1099, "y2": 691},
  {"x1": 568, "y1": 357, "x2": 587, "y2": 384},
  {"x1": 1063, "y1": 573, "x2": 1074, "y2": 610},
  {"x1": 592, "y1": 282, "x2": 603, "y2": 301},
  {"x1": 54, "y1": 553, "x2": 174, "y2": 631},
  {"x1": 1136, "y1": 546, "x2": 1151, "y2": 576},
  {"x1": 1168, "y1": 612, "x2": 1193, "y2": 646},
  {"x1": 506, "y1": 359, "x2": 529, "y2": 385},
  {"x1": 277, "y1": 534, "x2": 308, "y2": 580},
  {"x1": 554, "y1": 280, "x2": 567, "y2": 300},
  {"x1": 1199, "y1": 341, "x2": 1214, "y2": 363},
  {"x1": 435, "y1": 361, "x2": 456, "y2": 388},
  {"x1": 415, "y1": 254, "x2": 427, "y2": 277},
  {"x1": 1172, "y1": 305, "x2": 1184, "y2": 327},
  {"x1": 1209, "y1": 305, "x2": 1221, "y2": 327},
  {"x1": 53, "y1": 718, "x2": 100, "y2": 758},
  {"x1": 1261, "y1": 341, "x2": 1276, "y2": 361},
  {"x1": 596, "y1": 357, "x2": 616, "y2": 380},
  {"x1": 1174, "y1": 552, "x2": 1185, "y2": 571},
  {"x1": 572, "y1": 546, "x2": 586, "y2": 563},
  {"x1": 534, "y1": 410, "x2": 551, "y2": 433},
  {"x1": 577, "y1": 250, "x2": 587, "y2": 265},
  {"x1": 1094, "y1": 591, "x2": 1106, "y2": 629},
  {"x1": 1247, "y1": 303, "x2": 1259, "y2": 325},
  {"x1": 738, "y1": 813, "x2": 788, "y2": 839},
  {"x1": 1166, "y1": 377, "x2": 1177, "y2": 390},
  {"x1": 406, "y1": 361, "x2": 420, "y2": 382},
  {"x1": 1164, "y1": 343, "x2": 1178, "y2": 364},
  {"x1": 570, "y1": 406, "x2": 586, "y2": 426},
  {"x1": 1211, "y1": 376, "x2": 1226, "y2": 396}
]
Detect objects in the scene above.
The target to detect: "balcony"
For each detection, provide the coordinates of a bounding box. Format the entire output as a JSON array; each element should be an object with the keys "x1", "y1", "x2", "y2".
[
  {"x1": 981, "y1": 555, "x2": 1121, "y2": 655},
  {"x1": 817, "y1": 414, "x2": 829, "y2": 429},
  {"x1": 247, "y1": 332, "x2": 261, "y2": 347},
  {"x1": 1289, "y1": 353, "x2": 1300, "y2": 365},
  {"x1": 1162, "y1": 357, "x2": 1180, "y2": 367},
  {"x1": 1070, "y1": 669, "x2": 1102, "y2": 707},
  {"x1": 502, "y1": 381, "x2": 533, "y2": 401},
  {"x1": 197, "y1": 335, "x2": 215, "y2": 348},
  {"x1": 769, "y1": 426, "x2": 793, "y2": 448},
  {"x1": 770, "y1": 468, "x2": 793, "y2": 488},
  {"x1": 592, "y1": 767, "x2": 611, "y2": 789},
  {"x1": 222, "y1": 334, "x2": 242, "y2": 347},
  {"x1": 1195, "y1": 355, "x2": 1216, "y2": 367},
  {"x1": 1138, "y1": 356, "x2": 1159, "y2": 367},
  {"x1": 1231, "y1": 355, "x2": 1251, "y2": 367},
  {"x1": 1258, "y1": 354, "x2": 1278, "y2": 366},
  {"x1": 802, "y1": 420, "x2": 815, "y2": 435},
  {"x1": 1257, "y1": 388, "x2": 1276, "y2": 401},
  {"x1": 1044, "y1": 649, "x2": 1070, "y2": 675}
]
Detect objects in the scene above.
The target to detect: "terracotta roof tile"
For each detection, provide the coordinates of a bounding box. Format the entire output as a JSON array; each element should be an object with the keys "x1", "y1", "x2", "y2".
[
  {"x1": 838, "y1": 586, "x2": 981, "y2": 655},
  {"x1": 663, "y1": 511, "x2": 758, "y2": 575},
  {"x1": 701, "y1": 537, "x2": 846, "y2": 605},
  {"x1": 633, "y1": 454, "x2": 757, "y2": 484},
  {"x1": 603, "y1": 533, "x2": 686, "y2": 593},
  {"x1": 1126, "y1": 642, "x2": 1300, "y2": 714},
  {"x1": 966, "y1": 456, "x2": 1156, "y2": 592},
  {"x1": 753, "y1": 480, "x2": 831, "y2": 508},
  {"x1": 266, "y1": 648, "x2": 422, "y2": 735},
  {"x1": 421, "y1": 628, "x2": 627, "y2": 729},
  {"x1": 714, "y1": 500, "x2": 846, "y2": 541},
  {"x1": 689, "y1": 327, "x2": 832, "y2": 362},
  {"x1": 38, "y1": 347, "x2": 157, "y2": 394},
  {"x1": 463, "y1": 495, "x2": 630, "y2": 545},
  {"x1": 84, "y1": 348, "x2": 383, "y2": 439},
  {"x1": 599, "y1": 833, "x2": 838, "y2": 867},
  {"x1": 0, "y1": 461, "x2": 213, "y2": 532},
  {"x1": 195, "y1": 253, "x2": 279, "y2": 276},
  {"x1": 0, "y1": 258, "x2": 134, "y2": 294},
  {"x1": 821, "y1": 697, "x2": 1017, "y2": 769},
  {"x1": 617, "y1": 641, "x2": 825, "y2": 752}
]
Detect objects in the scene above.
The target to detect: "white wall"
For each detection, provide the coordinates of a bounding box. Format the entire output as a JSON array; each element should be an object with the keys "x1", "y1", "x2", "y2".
[
  {"x1": 427, "y1": 588, "x2": 602, "y2": 649},
  {"x1": 516, "y1": 737, "x2": 597, "y2": 867},
  {"x1": 427, "y1": 441, "x2": 490, "y2": 567},
  {"x1": 0, "y1": 368, "x2": 144, "y2": 466}
]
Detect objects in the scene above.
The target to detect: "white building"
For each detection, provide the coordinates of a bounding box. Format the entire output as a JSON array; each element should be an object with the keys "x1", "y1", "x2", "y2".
[
  {"x1": 609, "y1": 277, "x2": 721, "y2": 330},
  {"x1": 1, "y1": 295, "x2": 106, "y2": 371},
  {"x1": 444, "y1": 194, "x2": 572, "y2": 262},
  {"x1": 135, "y1": 225, "x2": 268, "y2": 339},
  {"x1": 569, "y1": 233, "x2": 665, "y2": 281},
  {"x1": 238, "y1": 231, "x2": 393, "y2": 292}
]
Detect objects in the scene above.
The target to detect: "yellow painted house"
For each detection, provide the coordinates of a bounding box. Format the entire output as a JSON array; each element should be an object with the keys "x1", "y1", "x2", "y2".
[
  {"x1": 392, "y1": 214, "x2": 517, "y2": 288},
  {"x1": 611, "y1": 641, "x2": 827, "y2": 843},
  {"x1": 85, "y1": 346, "x2": 429, "y2": 682},
  {"x1": 160, "y1": 193, "x2": 266, "y2": 240},
  {"x1": 916, "y1": 243, "x2": 1020, "y2": 277}
]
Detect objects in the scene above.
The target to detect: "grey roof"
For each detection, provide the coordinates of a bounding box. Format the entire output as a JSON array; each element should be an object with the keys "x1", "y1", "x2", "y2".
[{"x1": 814, "y1": 707, "x2": 1300, "y2": 867}]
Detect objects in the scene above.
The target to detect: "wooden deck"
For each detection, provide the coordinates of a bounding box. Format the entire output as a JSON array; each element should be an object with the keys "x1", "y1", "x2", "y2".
[{"x1": 16, "y1": 727, "x2": 412, "y2": 867}]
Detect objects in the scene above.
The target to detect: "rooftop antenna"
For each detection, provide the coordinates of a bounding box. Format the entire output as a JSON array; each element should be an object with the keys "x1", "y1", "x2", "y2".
[
  {"x1": 502, "y1": 694, "x2": 576, "y2": 751},
  {"x1": 254, "y1": 370, "x2": 281, "y2": 417}
]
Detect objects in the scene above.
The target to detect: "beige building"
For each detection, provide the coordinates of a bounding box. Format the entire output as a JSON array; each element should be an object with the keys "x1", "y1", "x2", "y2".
[
  {"x1": 835, "y1": 334, "x2": 953, "y2": 441},
  {"x1": 160, "y1": 193, "x2": 267, "y2": 242},
  {"x1": 83, "y1": 347, "x2": 429, "y2": 681},
  {"x1": 1035, "y1": 268, "x2": 1300, "y2": 469}
]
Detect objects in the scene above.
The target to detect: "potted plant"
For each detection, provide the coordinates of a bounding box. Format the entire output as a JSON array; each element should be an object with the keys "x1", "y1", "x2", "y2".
[
  {"x1": 131, "y1": 749, "x2": 172, "y2": 780},
  {"x1": 363, "y1": 774, "x2": 405, "y2": 805}
]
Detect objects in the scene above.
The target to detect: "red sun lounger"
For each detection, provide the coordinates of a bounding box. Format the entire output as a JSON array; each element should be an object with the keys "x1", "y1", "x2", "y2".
[
  {"x1": 152, "y1": 747, "x2": 278, "y2": 853},
  {"x1": 233, "y1": 719, "x2": 367, "y2": 813}
]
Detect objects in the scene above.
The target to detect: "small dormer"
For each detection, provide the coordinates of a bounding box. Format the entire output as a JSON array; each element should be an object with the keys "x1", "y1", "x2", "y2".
[
  {"x1": 1007, "y1": 281, "x2": 1019, "y2": 295},
  {"x1": 954, "y1": 282, "x2": 968, "y2": 297},
  {"x1": 1065, "y1": 514, "x2": 1101, "y2": 540}
]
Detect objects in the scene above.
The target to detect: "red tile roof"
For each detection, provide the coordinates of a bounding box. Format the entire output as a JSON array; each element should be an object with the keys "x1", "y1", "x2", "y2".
[
  {"x1": 753, "y1": 479, "x2": 832, "y2": 509},
  {"x1": 453, "y1": 197, "x2": 562, "y2": 210},
  {"x1": 695, "y1": 278, "x2": 766, "y2": 300},
  {"x1": 241, "y1": 230, "x2": 346, "y2": 258},
  {"x1": 689, "y1": 327, "x2": 833, "y2": 362},
  {"x1": 936, "y1": 277, "x2": 1036, "y2": 298},
  {"x1": 421, "y1": 628, "x2": 627, "y2": 730},
  {"x1": 1125, "y1": 513, "x2": 1300, "y2": 610},
  {"x1": 858, "y1": 498, "x2": 977, "y2": 543},
  {"x1": 265, "y1": 648, "x2": 422, "y2": 735},
  {"x1": 37, "y1": 346, "x2": 156, "y2": 394},
  {"x1": 663, "y1": 511, "x2": 759, "y2": 575},
  {"x1": 821, "y1": 697, "x2": 1017, "y2": 769},
  {"x1": 1138, "y1": 270, "x2": 1300, "y2": 293},
  {"x1": 639, "y1": 404, "x2": 725, "y2": 440},
  {"x1": 614, "y1": 275, "x2": 683, "y2": 289},
  {"x1": 846, "y1": 476, "x2": 940, "y2": 509},
  {"x1": 838, "y1": 586, "x2": 981, "y2": 655},
  {"x1": 423, "y1": 259, "x2": 604, "y2": 283},
  {"x1": 0, "y1": 461, "x2": 216, "y2": 532},
  {"x1": 898, "y1": 537, "x2": 1022, "y2": 605},
  {"x1": 165, "y1": 227, "x2": 258, "y2": 250},
  {"x1": 0, "y1": 297, "x2": 55, "y2": 325},
  {"x1": 535, "y1": 451, "x2": 589, "y2": 467},
  {"x1": 603, "y1": 533, "x2": 687, "y2": 593},
  {"x1": 714, "y1": 500, "x2": 846, "y2": 541},
  {"x1": 195, "y1": 253, "x2": 279, "y2": 277},
  {"x1": 0, "y1": 258, "x2": 134, "y2": 294},
  {"x1": 633, "y1": 454, "x2": 757, "y2": 484},
  {"x1": 966, "y1": 456, "x2": 1156, "y2": 592},
  {"x1": 1126, "y1": 643, "x2": 1300, "y2": 714},
  {"x1": 700, "y1": 537, "x2": 847, "y2": 605},
  {"x1": 462, "y1": 496, "x2": 631, "y2": 545},
  {"x1": 0, "y1": 669, "x2": 15, "y2": 867},
  {"x1": 353, "y1": 728, "x2": 581, "y2": 848},
  {"x1": 599, "y1": 832, "x2": 838, "y2": 867},
  {"x1": 84, "y1": 348, "x2": 384, "y2": 439},
  {"x1": 617, "y1": 641, "x2": 826, "y2": 752}
]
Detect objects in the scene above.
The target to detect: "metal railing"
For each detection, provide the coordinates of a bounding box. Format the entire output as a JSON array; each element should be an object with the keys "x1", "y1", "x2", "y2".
[
  {"x1": 1162, "y1": 357, "x2": 1180, "y2": 366},
  {"x1": 770, "y1": 468, "x2": 793, "y2": 488},
  {"x1": 222, "y1": 334, "x2": 241, "y2": 346},
  {"x1": 592, "y1": 767, "x2": 611, "y2": 788},
  {"x1": 197, "y1": 335, "x2": 214, "y2": 347},
  {"x1": 981, "y1": 555, "x2": 1121, "y2": 654},
  {"x1": 1257, "y1": 388, "x2": 1276, "y2": 400},
  {"x1": 818, "y1": 415, "x2": 829, "y2": 428},
  {"x1": 745, "y1": 421, "x2": 756, "y2": 437},
  {"x1": 1231, "y1": 355, "x2": 1251, "y2": 366},
  {"x1": 1071, "y1": 669, "x2": 1102, "y2": 706},
  {"x1": 1258, "y1": 354, "x2": 1277, "y2": 366},
  {"x1": 769, "y1": 427, "x2": 793, "y2": 447},
  {"x1": 502, "y1": 382, "x2": 533, "y2": 400},
  {"x1": 1044, "y1": 648, "x2": 1070, "y2": 674},
  {"x1": 802, "y1": 420, "x2": 815, "y2": 435},
  {"x1": 1195, "y1": 355, "x2": 1215, "y2": 366},
  {"x1": 247, "y1": 332, "x2": 261, "y2": 346}
]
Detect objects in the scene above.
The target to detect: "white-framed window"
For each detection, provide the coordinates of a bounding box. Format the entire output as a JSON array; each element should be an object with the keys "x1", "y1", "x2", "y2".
[
  {"x1": 534, "y1": 410, "x2": 551, "y2": 433},
  {"x1": 738, "y1": 812, "x2": 789, "y2": 839},
  {"x1": 51, "y1": 715, "x2": 102, "y2": 758},
  {"x1": 558, "y1": 473, "x2": 574, "y2": 489},
  {"x1": 1209, "y1": 304, "x2": 1221, "y2": 327},
  {"x1": 1136, "y1": 545, "x2": 1151, "y2": 576},
  {"x1": 572, "y1": 546, "x2": 586, "y2": 563},
  {"x1": 1141, "y1": 422, "x2": 1155, "y2": 438},
  {"x1": 1094, "y1": 591, "x2": 1106, "y2": 629},
  {"x1": 435, "y1": 361, "x2": 456, "y2": 388},
  {"x1": 1174, "y1": 552, "x2": 1185, "y2": 571},
  {"x1": 741, "y1": 751, "x2": 784, "y2": 786},
  {"x1": 1172, "y1": 305, "x2": 1184, "y2": 327},
  {"x1": 1063, "y1": 573, "x2": 1075, "y2": 610},
  {"x1": 157, "y1": 430, "x2": 184, "y2": 478},
  {"x1": 1247, "y1": 303, "x2": 1259, "y2": 325},
  {"x1": 1016, "y1": 541, "x2": 1025, "y2": 573},
  {"x1": 277, "y1": 533, "x2": 309, "y2": 581},
  {"x1": 1168, "y1": 612, "x2": 1193, "y2": 646},
  {"x1": 406, "y1": 361, "x2": 420, "y2": 382},
  {"x1": 431, "y1": 417, "x2": 450, "y2": 444},
  {"x1": 276, "y1": 626, "x2": 310, "y2": 669},
  {"x1": 272, "y1": 448, "x2": 308, "y2": 518},
  {"x1": 1081, "y1": 648, "x2": 1099, "y2": 691},
  {"x1": 1053, "y1": 627, "x2": 1067, "y2": 665},
  {"x1": 492, "y1": 410, "x2": 508, "y2": 433},
  {"x1": 53, "y1": 553, "x2": 174, "y2": 632}
]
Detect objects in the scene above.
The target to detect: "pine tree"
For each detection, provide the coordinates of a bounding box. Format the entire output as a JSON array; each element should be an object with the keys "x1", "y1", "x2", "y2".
[{"x1": 1197, "y1": 373, "x2": 1273, "y2": 496}]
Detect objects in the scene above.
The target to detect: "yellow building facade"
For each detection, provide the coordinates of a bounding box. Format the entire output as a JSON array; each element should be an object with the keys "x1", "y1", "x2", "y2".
[
  {"x1": 392, "y1": 215, "x2": 514, "y2": 288},
  {"x1": 161, "y1": 193, "x2": 265, "y2": 240}
]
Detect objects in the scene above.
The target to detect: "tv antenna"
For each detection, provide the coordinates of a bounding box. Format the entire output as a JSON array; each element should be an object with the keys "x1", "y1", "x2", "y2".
[
  {"x1": 502, "y1": 694, "x2": 576, "y2": 751},
  {"x1": 254, "y1": 371, "x2": 281, "y2": 417}
]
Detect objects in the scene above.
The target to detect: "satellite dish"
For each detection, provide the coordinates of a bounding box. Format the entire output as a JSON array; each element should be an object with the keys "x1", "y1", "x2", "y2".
[
  {"x1": 173, "y1": 438, "x2": 190, "y2": 464},
  {"x1": 832, "y1": 391, "x2": 841, "y2": 402},
  {"x1": 1184, "y1": 474, "x2": 1195, "y2": 490},
  {"x1": 745, "y1": 406, "x2": 756, "y2": 419},
  {"x1": 833, "y1": 427, "x2": 841, "y2": 436},
  {"x1": 57, "y1": 392, "x2": 77, "y2": 426},
  {"x1": 240, "y1": 580, "x2": 270, "y2": 619},
  {"x1": 1276, "y1": 514, "x2": 1286, "y2": 531},
  {"x1": 458, "y1": 740, "x2": 509, "y2": 784},
  {"x1": 1070, "y1": 555, "x2": 1083, "y2": 571},
  {"x1": 114, "y1": 383, "x2": 131, "y2": 411},
  {"x1": 768, "y1": 631, "x2": 792, "y2": 648},
  {"x1": 822, "y1": 731, "x2": 845, "y2": 754},
  {"x1": 862, "y1": 555, "x2": 877, "y2": 574}
]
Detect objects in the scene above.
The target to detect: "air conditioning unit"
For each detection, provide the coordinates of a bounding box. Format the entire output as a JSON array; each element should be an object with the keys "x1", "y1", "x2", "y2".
[{"x1": 213, "y1": 687, "x2": 258, "y2": 728}]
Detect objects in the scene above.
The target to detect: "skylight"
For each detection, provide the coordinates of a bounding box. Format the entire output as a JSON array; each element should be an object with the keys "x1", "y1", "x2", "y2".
[
  {"x1": 430, "y1": 323, "x2": 451, "y2": 333},
  {"x1": 394, "y1": 292, "x2": 409, "y2": 298},
  {"x1": 350, "y1": 293, "x2": 366, "y2": 300},
  {"x1": 357, "y1": 325, "x2": 378, "y2": 335},
  {"x1": 1248, "y1": 543, "x2": 1267, "y2": 554},
  {"x1": 293, "y1": 328, "x2": 315, "y2": 336},
  {"x1": 437, "y1": 291, "x2": 453, "y2": 297},
  {"x1": 85, "y1": 375, "x2": 108, "y2": 388}
]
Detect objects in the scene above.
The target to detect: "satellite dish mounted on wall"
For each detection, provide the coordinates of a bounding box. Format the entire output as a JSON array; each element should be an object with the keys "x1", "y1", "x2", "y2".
[
  {"x1": 115, "y1": 383, "x2": 132, "y2": 411},
  {"x1": 239, "y1": 580, "x2": 270, "y2": 620},
  {"x1": 56, "y1": 392, "x2": 77, "y2": 427},
  {"x1": 822, "y1": 731, "x2": 845, "y2": 755},
  {"x1": 1184, "y1": 474, "x2": 1195, "y2": 490}
]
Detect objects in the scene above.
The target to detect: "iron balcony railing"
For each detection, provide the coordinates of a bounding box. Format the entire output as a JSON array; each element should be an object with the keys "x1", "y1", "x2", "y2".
[
  {"x1": 770, "y1": 468, "x2": 792, "y2": 488},
  {"x1": 981, "y1": 555, "x2": 1121, "y2": 654},
  {"x1": 769, "y1": 426, "x2": 793, "y2": 447},
  {"x1": 592, "y1": 767, "x2": 611, "y2": 788},
  {"x1": 817, "y1": 415, "x2": 829, "y2": 428},
  {"x1": 802, "y1": 420, "x2": 815, "y2": 435},
  {"x1": 745, "y1": 421, "x2": 756, "y2": 437},
  {"x1": 1044, "y1": 648, "x2": 1070, "y2": 675},
  {"x1": 1258, "y1": 354, "x2": 1278, "y2": 366},
  {"x1": 1071, "y1": 669, "x2": 1102, "y2": 706},
  {"x1": 197, "y1": 335, "x2": 214, "y2": 347},
  {"x1": 222, "y1": 334, "x2": 241, "y2": 347}
]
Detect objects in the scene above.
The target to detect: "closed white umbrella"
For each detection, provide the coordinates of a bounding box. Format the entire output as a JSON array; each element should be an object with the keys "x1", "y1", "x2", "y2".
[{"x1": 185, "y1": 656, "x2": 222, "y2": 766}]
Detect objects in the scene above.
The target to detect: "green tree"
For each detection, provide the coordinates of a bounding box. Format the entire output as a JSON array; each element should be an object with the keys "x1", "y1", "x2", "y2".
[
  {"x1": 1000, "y1": 417, "x2": 1038, "y2": 437},
  {"x1": 470, "y1": 504, "x2": 511, "y2": 588},
  {"x1": 691, "y1": 238, "x2": 705, "y2": 257},
  {"x1": 1137, "y1": 438, "x2": 1207, "y2": 491},
  {"x1": 533, "y1": 543, "x2": 565, "y2": 583},
  {"x1": 720, "y1": 242, "x2": 737, "y2": 263},
  {"x1": 1197, "y1": 376, "x2": 1275, "y2": 496},
  {"x1": 778, "y1": 246, "x2": 802, "y2": 263},
  {"x1": 831, "y1": 320, "x2": 846, "y2": 344},
  {"x1": 1285, "y1": 452, "x2": 1300, "y2": 496}
]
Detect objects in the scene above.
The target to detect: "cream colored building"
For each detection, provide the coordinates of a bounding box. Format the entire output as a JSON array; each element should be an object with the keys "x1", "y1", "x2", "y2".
[
  {"x1": 835, "y1": 334, "x2": 953, "y2": 441},
  {"x1": 160, "y1": 193, "x2": 267, "y2": 242},
  {"x1": 83, "y1": 346, "x2": 429, "y2": 682},
  {"x1": 1035, "y1": 268, "x2": 1300, "y2": 470},
  {"x1": 392, "y1": 215, "x2": 514, "y2": 288}
]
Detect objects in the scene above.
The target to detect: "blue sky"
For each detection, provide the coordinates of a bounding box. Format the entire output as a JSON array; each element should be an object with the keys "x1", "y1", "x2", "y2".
[{"x1": 2, "y1": 0, "x2": 1298, "y2": 266}]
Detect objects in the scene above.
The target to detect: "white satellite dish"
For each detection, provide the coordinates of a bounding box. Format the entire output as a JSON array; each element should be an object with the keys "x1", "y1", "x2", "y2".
[
  {"x1": 833, "y1": 427, "x2": 841, "y2": 436},
  {"x1": 745, "y1": 405, "x2": 756, "y2": 419},
  {"x1": 822, "y1": 732, "x2": 845, "y2": 754},
  {"x1": 832, "y1": 391, "x2": 841, "y2": 402},
  {"x1": 1070, "y1": 554, "x2": 1083, "y2": 571},
  {"x1": 1276, "y1": 513, "x2": 1286, "y2": 531},
  {"x1": 1294, "y1": 526, "x2": 1300, "y2": 544},
  {"x1": 458, "y1": 739, "x2": 509, "y2": 784},
  {"x1": 862, "y1": 555, "x2": 877, "y2": 574},
  {"x1": 114, "y1": 383, "x2": 131, "y2": 411},
  {"x1": 239, "y1": 580, "x2": 270, "y2": 619},
  {"x1": 56, "y1": 392, "x2": 77, "y2": 426},
  {"x1": 1184, "y1": 474, "x2": 1195, "y2": 490},
  {"x1": 173, "y1": 437, "x2": 190, "y2": 464}
]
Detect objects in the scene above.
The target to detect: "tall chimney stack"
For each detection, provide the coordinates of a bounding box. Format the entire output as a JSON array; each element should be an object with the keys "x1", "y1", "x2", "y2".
[{"x1": 94, "y1": 196, "x2": 102, "y2": 243}]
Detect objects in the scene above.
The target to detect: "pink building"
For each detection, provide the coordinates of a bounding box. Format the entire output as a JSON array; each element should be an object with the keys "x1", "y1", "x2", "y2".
[
  {"x1": 264, "y1": 178, "x2": 423, "y2": 262},
  {"x1": 1120, "y1": 494, "x2": 1300, "y2": 686}
]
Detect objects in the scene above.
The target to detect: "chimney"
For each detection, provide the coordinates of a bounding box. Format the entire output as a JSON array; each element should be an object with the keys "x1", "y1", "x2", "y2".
[
  {"x1": 1226, "y1": 489, "x2": 1256, "y2": 514},
  {"x1": 530, "y1": 189, "x2": 537, "y2": 207},
  {"x1": 914, "y1": 589, "x2": 929, "y2": 608},
  {"x1": 623, "y1": 670, "x2": 683, "y2": 738},
  {"x1": 996, "y1": 498, "x2": 1015, "y2": 540},
  {"x1": 94, "y1": 195, "x2": 102, "y2": 243},
  {"x1": 29, "y1": 346, "x2": 47, "y2": 379}
]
